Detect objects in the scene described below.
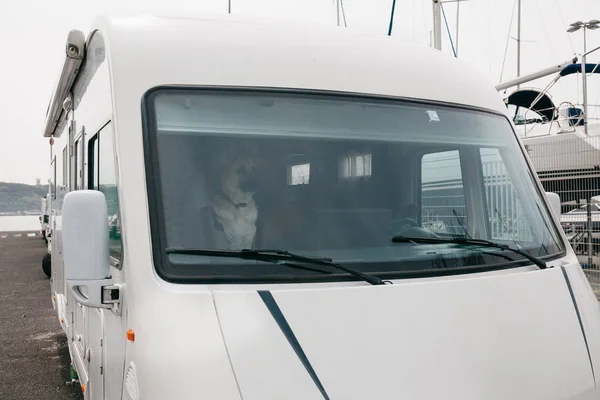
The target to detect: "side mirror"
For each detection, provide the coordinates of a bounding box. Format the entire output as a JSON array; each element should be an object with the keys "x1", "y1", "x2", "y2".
[
  {"x1": 63, "y1": 190, "x2": 115, "y2": 309},
  {"x1": 545, "y1": 192, "x2": 562, "y2": 219}
]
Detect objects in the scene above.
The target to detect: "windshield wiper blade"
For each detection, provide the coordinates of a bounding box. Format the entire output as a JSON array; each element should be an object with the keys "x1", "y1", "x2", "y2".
[
  {"x1": 391, "y1": 236, "x2": 548, "y2": 269},
  {"x1": 165, "y1": 248, "x2": 332, "y2": 274},
  {"x1": 165, "y1": 248, "x2": 387, "y2": 285}
]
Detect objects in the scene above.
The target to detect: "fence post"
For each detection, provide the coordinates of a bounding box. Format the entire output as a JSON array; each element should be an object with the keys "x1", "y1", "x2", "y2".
[{"x1": 588, "y1": 196, "x2": 593, "y2": 269}]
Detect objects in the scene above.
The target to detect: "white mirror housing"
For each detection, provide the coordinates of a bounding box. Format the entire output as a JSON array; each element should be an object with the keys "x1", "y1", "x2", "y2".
[
  {"x1": 63, "y1": 190, "x2": 116, "y2": 309},
  {"x1": 545, "y1": 192, "x2": 562, "y2": 219}
]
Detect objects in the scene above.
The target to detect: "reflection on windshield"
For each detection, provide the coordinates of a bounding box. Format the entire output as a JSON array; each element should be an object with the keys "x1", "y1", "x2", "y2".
[{"x1": 144, "y1": 90, "x2": 564, "y2": 282}]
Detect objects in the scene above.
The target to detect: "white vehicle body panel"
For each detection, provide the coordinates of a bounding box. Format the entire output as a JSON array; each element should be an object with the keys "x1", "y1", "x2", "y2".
[
  {"x1": 216, "y1": 265, "x2": 594, "y2": 400},
  {"x1": 42, "y1": 12, "x2": 600, "y2": 400}
]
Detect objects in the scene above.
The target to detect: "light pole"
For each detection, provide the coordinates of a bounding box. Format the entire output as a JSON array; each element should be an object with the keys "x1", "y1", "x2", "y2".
[
  {"x1": 568, "y1": 19, "x2": 600, "y2": 269},
  {"x1": 567, "y1": 20, "x2": 600, "y2": 135}
]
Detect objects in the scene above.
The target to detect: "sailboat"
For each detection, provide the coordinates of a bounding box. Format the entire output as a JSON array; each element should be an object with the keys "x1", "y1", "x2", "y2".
[
  {"x1": 496, "y1": 13, "x2": 600, "y2": 203},
  {"x1": 492, "y1": 6, "x2": 600, "y2": 269}
]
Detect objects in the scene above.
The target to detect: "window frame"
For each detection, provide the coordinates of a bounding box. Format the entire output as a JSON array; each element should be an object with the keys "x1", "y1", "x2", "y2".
[
  {"x1": 88, "y1": 134, "x2": 99, "y2": 190},
  {"x1": 73, "y1": 138, "x2": 78, "y2": 190},
  {"x1": 141, "y1": 86, "x2": 567, "y2": 285},
  {"x1": 62, "y1": 145, "x2": 68, "y2": 191}
]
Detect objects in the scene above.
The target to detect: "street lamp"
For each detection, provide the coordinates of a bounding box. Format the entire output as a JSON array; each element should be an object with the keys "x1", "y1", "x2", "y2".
[{"x1": 567, "y1": 20, "x2": 600, "y2": 135}]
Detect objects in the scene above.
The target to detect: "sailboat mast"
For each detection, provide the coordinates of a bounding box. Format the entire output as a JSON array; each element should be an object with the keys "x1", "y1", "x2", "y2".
[
  {"x1": 517, "y1": 0, "x2": 521, "y2": 89},
  {"x1": 432, "y1": 0, "x2": 442, "y2": 50},
  {"x1": 455, "y1": 0, "x2": 460, "y2": 56}
]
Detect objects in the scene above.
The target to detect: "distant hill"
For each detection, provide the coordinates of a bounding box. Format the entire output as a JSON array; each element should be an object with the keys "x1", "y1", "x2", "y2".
[{"x1": 0, "y1": 182, "x2": 48, "y2": 215}]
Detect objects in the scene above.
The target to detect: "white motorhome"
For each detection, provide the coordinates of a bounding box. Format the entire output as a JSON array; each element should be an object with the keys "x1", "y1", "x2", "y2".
[{"x1": 42, "y1": 13, "x2": 600, "y2": 400}]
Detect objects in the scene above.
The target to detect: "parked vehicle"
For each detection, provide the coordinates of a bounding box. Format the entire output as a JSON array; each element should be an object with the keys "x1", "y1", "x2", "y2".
[
  {"x1": 42, "y1": 12, "x2": 600, "y2": 400},
  {"x1": 40, "y1": 188, "x2": 52, "y2": 277},
  {"x1": 39, "y1": 194, "x2": 49, "y2": 243},
  {"x1": 561, "y1": 203, "x2": 600, "y2": 237}
]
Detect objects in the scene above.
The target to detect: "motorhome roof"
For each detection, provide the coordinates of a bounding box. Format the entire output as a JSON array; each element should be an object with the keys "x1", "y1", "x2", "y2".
[{"x1": 87, "y1": 12, "x2": 506, "y2": 114}]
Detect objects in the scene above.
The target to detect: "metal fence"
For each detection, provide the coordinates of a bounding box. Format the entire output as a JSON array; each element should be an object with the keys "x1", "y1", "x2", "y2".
[
  {"x1": 523, "y1": 132, "x2": 600, "y2": 293},
  {"x1": 421, "y1": 181, "x2": 468, "y2": 236},
  {"x1": 481, "y1": 161, "x2": 533, "y2": 242},
  {"x1": 421, "y1": 145, "x2": 600, "y2": 296},
  {"x1": 421, "y1": 162, "x2": 532, "y2": 242}
]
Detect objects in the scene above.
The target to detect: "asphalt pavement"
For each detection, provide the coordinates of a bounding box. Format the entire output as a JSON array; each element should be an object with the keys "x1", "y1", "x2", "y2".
[{"x1": 0, "y1": 232, "x2": 83, "y2": 399}]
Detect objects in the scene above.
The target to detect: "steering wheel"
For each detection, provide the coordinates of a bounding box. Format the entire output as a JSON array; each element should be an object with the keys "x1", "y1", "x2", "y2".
[
  {"x1": 391, "y1": 217, "x2": 419, "y2": 232},
  {"x1": 391, "y1": 218, "x2": 441, "y2": 239}
]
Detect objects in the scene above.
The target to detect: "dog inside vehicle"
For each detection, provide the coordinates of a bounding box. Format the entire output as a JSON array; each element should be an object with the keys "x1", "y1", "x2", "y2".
[{"x1": 210, "y1": 145, "x2": 259, "y2": 250}]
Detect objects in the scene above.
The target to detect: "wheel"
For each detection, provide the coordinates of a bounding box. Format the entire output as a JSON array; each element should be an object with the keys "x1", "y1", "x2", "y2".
[{"x1": 42, "y1": 253, "x2": 51, "y2": 278}]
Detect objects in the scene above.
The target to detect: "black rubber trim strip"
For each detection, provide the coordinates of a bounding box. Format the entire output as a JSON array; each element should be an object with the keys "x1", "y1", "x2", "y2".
[
  {"x1": 258, "y1": 290, "x2": 330, "y2": 399},
  {"x1": 561, "y1": 266, "x2": 596, "y2": 386}
]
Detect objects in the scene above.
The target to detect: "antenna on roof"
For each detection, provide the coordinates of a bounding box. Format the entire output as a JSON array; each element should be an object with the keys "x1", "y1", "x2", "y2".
[
  {"x1": 336, "y1": 0, "x2": 347, "y2": 28},
  {"x1": 387, "y1": 0, "x2": 397, "y2": 36}
]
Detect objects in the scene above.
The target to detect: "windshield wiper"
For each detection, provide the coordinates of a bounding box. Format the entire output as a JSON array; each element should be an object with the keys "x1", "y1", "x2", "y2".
[
  {"x1": 165, "y1": 248, "x2": 387, "y2": 285},
  {"x1": 391, "y1": 236, "x2": 548, "y2": 269}
]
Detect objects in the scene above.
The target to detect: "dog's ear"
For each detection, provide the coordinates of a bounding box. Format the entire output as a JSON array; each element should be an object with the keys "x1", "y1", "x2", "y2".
[
  {"x1": 210, "y1": 144, "x2": 236, "y2": 173},
  {"x1": 205, "y1": 145, "x2": 232, "y2": 195},
  {"x1": 244, "y1": 143, "x2": 261, "y2": 167},
  {"x1": 209, "y1": 142, "x2": 261, "y2": 178}
]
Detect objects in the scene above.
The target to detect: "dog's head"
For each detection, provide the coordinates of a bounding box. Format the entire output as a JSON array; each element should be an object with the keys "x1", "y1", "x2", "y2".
[
  {"x1": 211, "y1": 145, "x2": 259, "y2": 206},
  {"x1": 222, "y1": 155, "x2": 259, "y2": 205}
]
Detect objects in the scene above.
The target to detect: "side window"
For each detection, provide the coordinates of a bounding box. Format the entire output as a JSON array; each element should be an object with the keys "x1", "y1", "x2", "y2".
[
  {"x1": 480, "y1": 148, "x2": 533, "y2": 241},
  {"x1": 74, "y1": 136, "x2": 84, "y2": 190},
  {"x1": 90, "y1": 122, "x2": 122, "y2": 264},
  {"x1": 421, "y1": 150, "x2": 468, "y2": 235},
  {"x1": 88, "y1": 136, "x2": 99, "y2": 190},
  {"x1": 287, "y1": 163, "x2": 310, "y2": 185},
  {"x1": 74, "y1": 138, "x2": 79, "y2": 190},
  {"x1": 73, "y1": 139, "x2": 78, "y2": 190},
  {"x1": 62, "y1": 145, "x2": 68, "y2": 190},
  {"x1": 79, "y1": 137, "x2": 84, "y2": 189},
  {"x1": 339, "y1": 152, "x2": 372, "y2": 179}
]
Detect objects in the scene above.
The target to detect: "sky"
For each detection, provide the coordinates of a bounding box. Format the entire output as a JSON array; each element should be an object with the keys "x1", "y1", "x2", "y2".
[{"x1": 0, "y1": 0, "x2": 599, "y2": 184}]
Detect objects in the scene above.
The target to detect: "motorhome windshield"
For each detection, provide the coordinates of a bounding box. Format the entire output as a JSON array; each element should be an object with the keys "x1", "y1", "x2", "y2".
[{"x1": 142, "y1": 89, "x2": 564, "y2": 283}]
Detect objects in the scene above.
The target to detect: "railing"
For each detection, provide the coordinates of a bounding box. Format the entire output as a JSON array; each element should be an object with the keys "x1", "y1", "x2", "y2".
[
  {"x1": 422, "y1": 156, "x2": 600, "y2": 295},
  {"x1": 481, "y1": 161, "x2": 533, "y2": 242},
  {"x1": 421, "y1": 183, "x2": 468, "y2": 236},
  {"x1": 524, "y1": 135, "x2": 600, "y2": 293},
  {"x1": 421, "y1": 162, "x2": 532, "y2": 241},
  {"x1": 515, "y1": 104, "x2": 600, "y2": 138}
]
